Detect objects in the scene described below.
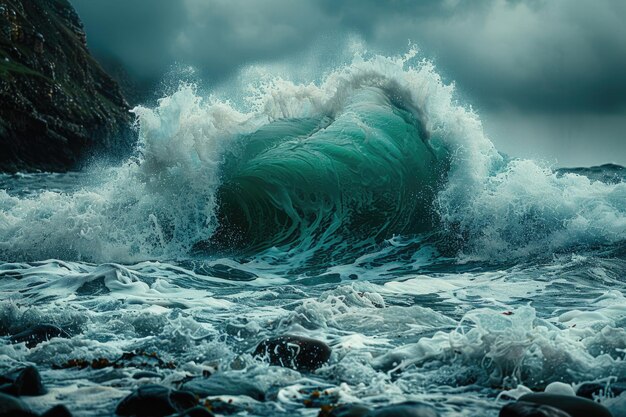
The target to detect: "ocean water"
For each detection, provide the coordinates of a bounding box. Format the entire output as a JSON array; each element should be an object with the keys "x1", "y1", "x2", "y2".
[{"x1": 1, "y1": 51, "x2": 625, "y2": 416}]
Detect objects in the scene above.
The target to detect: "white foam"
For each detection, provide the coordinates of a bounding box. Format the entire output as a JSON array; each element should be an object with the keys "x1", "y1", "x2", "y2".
[{"x1": 1, "y1": 49, "x2": 625, "y2": 262}]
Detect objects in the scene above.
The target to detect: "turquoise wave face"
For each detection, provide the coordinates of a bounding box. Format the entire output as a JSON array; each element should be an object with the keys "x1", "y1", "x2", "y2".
[{"x1": 203, "y1": 87, "x2": 449, "y2": 254}]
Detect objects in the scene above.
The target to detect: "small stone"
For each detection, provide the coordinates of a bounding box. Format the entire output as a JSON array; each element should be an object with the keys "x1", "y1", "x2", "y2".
[
  {"x1": 115, "y1": 384, "x2": 197, "y2": 417},
  {"x1": 366, "y1": 402, "x2": 439, "y2": 417},
  {"x1": 10, "y1": 324, "x2": 70, "y2": 348},
  {"x1": 182, "y1": 373, "x2": 264, "y2": 401},
  {"x1": 0, "y1": 366, "x2": 46, "y2": 396},
  {"x1": 519, "y1": 393, "x2": 613, "y2": 417},
  {"x1": 253, "y1": 335, "x2": 331, "y2": 371},
  {"x1": 500, "y1": 401, "x2": 572, "y2": 417},
  {"x1": 42, "y1": 405, "x2": 73, "y2": 417}
]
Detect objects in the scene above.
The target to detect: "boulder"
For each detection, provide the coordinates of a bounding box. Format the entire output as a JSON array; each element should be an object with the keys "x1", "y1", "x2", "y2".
[
  {"x1": 115, "y1": 384, "x2": 197, "y2": 417},
  {"x1": 0, "y1": 365, "x2": 46, "y2": 396},
  {"x1": 253, "y1": 335, "x2": 331, "y2": 371},
  {"x1": 519, "y1": 393, "x2": 612, "y2": 417}
]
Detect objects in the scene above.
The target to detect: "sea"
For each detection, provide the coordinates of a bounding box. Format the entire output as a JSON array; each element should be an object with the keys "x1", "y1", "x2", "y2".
[{"x1": 1, "y1": 50, "x2": 625, "y2": 416}]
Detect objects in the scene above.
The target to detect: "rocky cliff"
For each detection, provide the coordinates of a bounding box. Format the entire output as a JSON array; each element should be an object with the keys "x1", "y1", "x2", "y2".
[{"x1": 0, "y1": 0, "x2": 134, "y2": 172}]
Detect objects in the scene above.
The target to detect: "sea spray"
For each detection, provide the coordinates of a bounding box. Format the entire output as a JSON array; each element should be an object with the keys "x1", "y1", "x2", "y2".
[{"x1": 0, "y1": 49, "x2": 625, "y2": 265}]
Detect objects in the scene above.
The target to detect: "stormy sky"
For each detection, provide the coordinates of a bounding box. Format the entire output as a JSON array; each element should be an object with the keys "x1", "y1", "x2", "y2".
[{"x1": 71, "y1": 0, "x2": 626, "y2": 167}]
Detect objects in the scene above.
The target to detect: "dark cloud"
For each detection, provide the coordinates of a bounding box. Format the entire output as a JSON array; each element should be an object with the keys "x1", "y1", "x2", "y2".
[
  {"x1": 71, "y1": 0, "x2": 626, "y2": 165},
  {"x1": 319, "y1": 0, "x2": 626, "y2": 113},
  {"x1": 72, "y1": 0, "x2": 187, "y2": 78},
  {"x1": 72, "y1": 0, "x2": 626, "y2": 113},
  {"x1": 73, "y1": 0, "x2": 334, "y2": 83}
]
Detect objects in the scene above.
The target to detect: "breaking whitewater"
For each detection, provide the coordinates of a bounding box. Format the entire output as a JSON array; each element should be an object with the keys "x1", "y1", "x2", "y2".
[{"x1": 1, "y1": 50, "x2": 625, "y2": 416}]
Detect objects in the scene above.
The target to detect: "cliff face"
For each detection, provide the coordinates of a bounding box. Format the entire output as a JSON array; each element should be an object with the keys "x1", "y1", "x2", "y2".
[{"x1": 0, "y1": 0, "x2": 134, "y2": 172}]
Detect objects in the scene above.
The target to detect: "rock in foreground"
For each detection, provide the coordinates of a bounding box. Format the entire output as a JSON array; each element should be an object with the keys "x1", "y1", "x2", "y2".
[
  {"x1": 115, "y1": 384, "x2": 197, "y2": 417},
  {"x1": 518, "y1": 393, "x2": 612, "y2": 417}
]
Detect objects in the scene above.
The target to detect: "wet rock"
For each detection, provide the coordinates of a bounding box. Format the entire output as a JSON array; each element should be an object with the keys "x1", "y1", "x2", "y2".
[
  {"x1": 544, "y1": 382, "x2": 575, "y2": 396},
  {"x1": 253, "y1": 335, "x2": 331, "y2": 371},
  {"x1": 576, "y1": 382, "x2": 626, "y2": 399},
  {"x1": 323, "y1": 404, "x2": 371, "y2": 417},
  {"x1": 115, "y1": 384, "x2": 197, "y2": 417},
  {"x1": 500, "y1": 401, "x2": 572, "y2": 417},
  {"x1": 519, "y1": 393, "x2": 612, "y2": 417},
  {"x1": 0, "y1": 392, "x2": 30, "y2": 414},
  {"x1": 365, "y1": 402, "x2": 439, "y2": 417},
  {"x1": 42, "y1": 405, "x2": 73, "y2": 417},
  {"x1": 175, "y1": 407, "x2": 215, "y2": 417},
  {"x1": 182, "y1": 373, "x2": 265, "y2": 401},
  {"x1": 0, "y1": 365, "x2": 46, "y2": 396},
  {"x1": 10, "y1": 324, "x2": 70, "y2": 348}
]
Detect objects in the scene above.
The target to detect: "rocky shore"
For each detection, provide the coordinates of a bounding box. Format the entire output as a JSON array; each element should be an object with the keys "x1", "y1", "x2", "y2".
[
  {"x1": 0, "y1": 0, "x2": 134, "y2": 172},
  {"x1": 0, "y1": 327, "x2": 617, "y2": 417}
]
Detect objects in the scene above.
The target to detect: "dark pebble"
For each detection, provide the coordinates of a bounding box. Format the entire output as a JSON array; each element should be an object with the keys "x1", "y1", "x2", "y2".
[
  {"x1": 115, "y1": 384, "x2": 197, "y2": 417},
  {"x1": 0, "y1": 366, "x2": 46, "y2": 396},
  {"x1": 500, "y1": 401, "x2": 572, "y2": 417},
  {"x1": 182, "y1": 373, "x2": 264, "y2": 401},
  {"x1": 42, "y1": 405, "x2": 73, "y2": 417},
  {"x1": 253, "y1": 335, "x2": 331, "y2": 371},
  {"x1": 10, "y1": 325, "x2": 70, "y2": 348},
  {"x1": 366, "y1": 402, "x2": 439, "y2": 417},
  {"x1": 519, "y1": 393, "x2": 613, "y2": 417}
]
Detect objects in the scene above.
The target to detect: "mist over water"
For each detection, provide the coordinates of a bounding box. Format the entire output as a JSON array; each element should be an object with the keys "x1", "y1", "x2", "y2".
[{"x1": 1, "y1": 49, "x2": 625, "y2": 416}]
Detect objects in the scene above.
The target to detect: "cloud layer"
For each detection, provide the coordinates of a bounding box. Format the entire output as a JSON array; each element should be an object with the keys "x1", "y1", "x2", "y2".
[{"x1": 72, "y1": 0, "x2": 626, "y2": 165}]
